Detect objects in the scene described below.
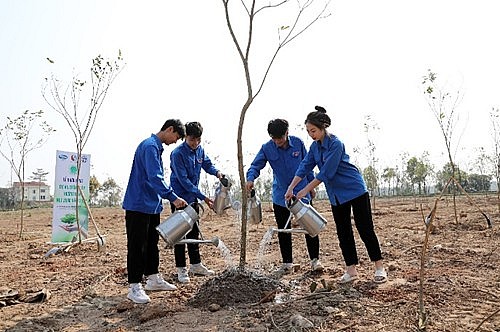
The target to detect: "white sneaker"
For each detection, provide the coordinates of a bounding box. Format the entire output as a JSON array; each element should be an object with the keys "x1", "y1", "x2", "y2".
[
  {"x1": 127, "y1": 283, "x2": 150, "y2": 304},
  {"x1": 177, "y1": 267, "x2": 190, "y2": 283},
  {"x1": 144, "y1": 273, "x2": 177, "y2": 291},
  {"x1": 311, "y1": 259, "x2": 324, "y2": 272},
  {"x1": 189, "y1": 263, "x2": 215, "y2": 276},
  {"x1": 275, "y1": 263, "x2": 294, "y2": 275}
]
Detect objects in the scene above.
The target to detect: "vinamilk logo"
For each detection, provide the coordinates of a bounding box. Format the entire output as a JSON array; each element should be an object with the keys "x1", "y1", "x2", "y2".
[{"x1": 70, "y1": 154, "x2": 88, "y2": 163}]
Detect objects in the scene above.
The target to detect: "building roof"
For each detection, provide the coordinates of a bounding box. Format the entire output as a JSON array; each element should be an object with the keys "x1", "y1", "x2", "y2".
[{"x1": 12, "y1": 181, "x2": 49, "y2": 187}]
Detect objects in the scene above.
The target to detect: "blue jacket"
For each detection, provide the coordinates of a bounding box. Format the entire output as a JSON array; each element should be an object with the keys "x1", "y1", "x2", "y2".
[
  {"x1": 170, "y1": 141, "x2": 219, "y2": 204},
  {"x1": 122, "y1": 134, "x2": 179, "y2": 214},
  {"x1": 246, "y1": 135, "x2": 314, "y2": 207},
  {"x1": 295, "y1": 133, "x2": 367, "y2": 206}
]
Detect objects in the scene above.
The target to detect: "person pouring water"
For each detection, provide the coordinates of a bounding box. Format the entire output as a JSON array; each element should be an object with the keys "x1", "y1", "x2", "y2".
[
  {"x1": 285, "y1": 106, "x2": 388, "y2": 284},
  {"x1": 170, "y1": 121, "x2": 225, "y2": 284},
  {"x1": 123, "y1": 119, "x2": 188, "y2": 304},
  {"x1": 246, "y1": 118, "x2": 324, "y2": 274}
]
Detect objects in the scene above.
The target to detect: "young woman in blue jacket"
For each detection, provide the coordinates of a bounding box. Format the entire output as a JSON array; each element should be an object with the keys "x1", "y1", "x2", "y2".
[{"x1": 285, "y1": 106, "x2": 387, "y2": 284}]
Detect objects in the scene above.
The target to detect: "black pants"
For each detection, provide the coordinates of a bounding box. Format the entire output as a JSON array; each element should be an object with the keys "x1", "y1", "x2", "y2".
[
  {"x1": 331, "y1": 192, "x2": 382, "y2": 266},
  {"x1": 273, "y1": 203, "x2": 320, "y2": 263},
  {"x1": 171, "y1": 203, "x2": 201, "y2": 267},
  {"x1": 125, "y1": 210, "x2": 160, "y2": 284}
]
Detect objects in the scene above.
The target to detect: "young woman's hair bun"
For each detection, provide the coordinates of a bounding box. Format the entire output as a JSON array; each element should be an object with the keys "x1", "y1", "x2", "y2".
[{"x1": 314, "y1": 105, "x2": 327, "y2": 113}]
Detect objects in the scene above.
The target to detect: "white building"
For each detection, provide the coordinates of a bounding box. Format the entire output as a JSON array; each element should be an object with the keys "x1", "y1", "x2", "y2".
[{"x1": 13, "y1": 181, "x2": 51, "y2": 202}]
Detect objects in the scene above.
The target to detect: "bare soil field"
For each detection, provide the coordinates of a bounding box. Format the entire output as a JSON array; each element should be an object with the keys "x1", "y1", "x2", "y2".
[{"x1": 0, "y1": 195, "x2": 499, "y2": 331}]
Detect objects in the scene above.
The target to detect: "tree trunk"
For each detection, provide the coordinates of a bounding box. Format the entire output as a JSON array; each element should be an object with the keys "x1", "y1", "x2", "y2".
[
  {"x1": 497, "y1": 164, "x2": 500, "y2": 213},
  {"x1": 75, "y1": 148, "x2": 83, "y2": 243},
  {"x1": 449, "y1": 154, "x2": 458, "y2": 224},
  {"x1": 18, "y1": 184, "x2": 25, "y2": 239},
  {"x1": 18, "y1": 160, "x2": 26, "y2": 239},
  {"x1": 237, "y1": 99, "x2": 252, "y2": 268}
]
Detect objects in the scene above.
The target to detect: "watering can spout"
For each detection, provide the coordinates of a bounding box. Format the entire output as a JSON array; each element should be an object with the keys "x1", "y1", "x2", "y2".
[
  {"x1": 211, "y1": 236, "x2": 220, "y2": 247},
  {"x1": 174, "y1": 237, "x2": 221, "y2": 247}
]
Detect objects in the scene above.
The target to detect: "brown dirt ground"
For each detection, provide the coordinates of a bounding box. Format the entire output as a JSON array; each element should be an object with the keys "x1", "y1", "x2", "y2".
[{"x1": 0, "y1": 195, "x2": 499, "y2": 331}]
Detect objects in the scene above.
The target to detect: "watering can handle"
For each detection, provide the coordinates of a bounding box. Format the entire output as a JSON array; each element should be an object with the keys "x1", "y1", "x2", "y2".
[
  {"x1": 181, "y1": 202, "x2": 203, "y2": 218},
  {"x1": 186, "y1": 202, "x2": 198, "y2": 210},
  {"x1": 286, "y1": 196, "x2": 310, "y2": 208},
  {"x1": 220, "y1": 175, "x2": 229, "y2": 187},
  {"x1": 283, "y1": 212, "x2": 293, "y2": 229},
  {"x1": 196, "y1": 202, "x2": 205, "y2": 218},
  {"x1": 197, "y1": 220, "x2": 205, "y2": 240}
]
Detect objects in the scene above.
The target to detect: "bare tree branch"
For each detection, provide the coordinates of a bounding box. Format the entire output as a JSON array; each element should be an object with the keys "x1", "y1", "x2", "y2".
[
  {"x1": 254, "y1": 0, "x2": 330, "y2": 99},
  {"x1": 42, "y1": 51, "x2": 124, "y2": 243},
  {"x1": 254, "y1": 0, "x2": 289, "y2": 16},
  {"x1": 0, "y1": 110, "x2": 54, "y2": 238},
  {"x1": 221, "y1": 0, "x2": 332, "y2": 266}
]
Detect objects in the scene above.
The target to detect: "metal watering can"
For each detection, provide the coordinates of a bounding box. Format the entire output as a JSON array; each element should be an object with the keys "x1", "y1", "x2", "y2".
[
  {"x1": 285, "y1": 197, "x2": 327, "y2": 237},
  {"x1": 213, "y1": 176, "x2": 232, "y2": 215},
  {"x1": 156, "y1": 204, "x2": 199, "y2": 247},
  {"x1": 247, "y1": 189, "x2": 262, "y2": 224},
  {"x1": 156, "y1": 204, "x2": 220, "y2": 248}
]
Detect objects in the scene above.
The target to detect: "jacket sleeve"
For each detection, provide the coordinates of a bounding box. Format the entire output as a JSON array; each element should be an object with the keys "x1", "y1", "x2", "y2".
[
  {"x1": 144, "y1": 144, "x2": 179, "y2": 202},
  {"x1": 246, "y1": 146, "x2": 268, "y2": 181},
  {"x1": 201, "y1": 149, "x2": 219, "y2": 177}
]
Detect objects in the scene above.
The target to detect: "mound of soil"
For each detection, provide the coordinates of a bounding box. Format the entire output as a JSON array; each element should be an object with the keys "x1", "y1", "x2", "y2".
[{"x1": 188, "y1": 267, "x2": 281, "y2": 308}]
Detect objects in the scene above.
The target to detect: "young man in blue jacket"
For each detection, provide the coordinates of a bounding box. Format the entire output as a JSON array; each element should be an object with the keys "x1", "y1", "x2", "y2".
[
  {"x1": 123, "y1": 119, "x2": 187, "y2": 304},
  {"x1": 246, "y1": 119, "x2": 324, "y2": 274},
  {"x1": 169, "y1": 121, "x2": 224, "y2": 283}
]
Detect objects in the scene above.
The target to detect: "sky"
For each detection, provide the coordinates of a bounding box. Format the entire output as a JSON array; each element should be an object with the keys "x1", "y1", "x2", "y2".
[{"x1": 1, "y1": 0, "x2": 500, "y2": 194}]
